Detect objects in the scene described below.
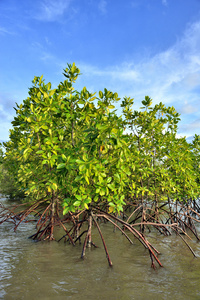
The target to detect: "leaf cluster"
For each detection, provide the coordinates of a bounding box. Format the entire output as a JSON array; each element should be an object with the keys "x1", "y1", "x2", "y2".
[{"x1": 2, "y1": 64, "x2": 200, "y2": 215}]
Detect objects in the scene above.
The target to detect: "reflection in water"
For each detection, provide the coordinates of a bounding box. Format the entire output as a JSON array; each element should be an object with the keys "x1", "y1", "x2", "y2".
[{"x1": 1, "y1": 197, "x2": 200, "y2": 300}]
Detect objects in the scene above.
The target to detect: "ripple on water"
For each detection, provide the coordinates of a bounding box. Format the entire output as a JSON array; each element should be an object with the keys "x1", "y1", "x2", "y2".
[{"x1": 1, "y1": 198, "x2": 200, "y2": 299}]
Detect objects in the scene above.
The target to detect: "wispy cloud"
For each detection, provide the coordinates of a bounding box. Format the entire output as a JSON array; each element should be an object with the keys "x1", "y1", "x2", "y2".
[
  {"x1": 35, "y1": 0, "x2": 72, "y2": 21},
  {"x1": 40, "y1": 52, "x2": 55, "y2": 62},
  {"x1": 130, "y1": 1, "x2": 140, "y2": 9},
  {"x1": 179, "y1": 118, "x2": 200, "y2": 135},
  {"x1": 180, "y1": 101, "x2": 198, "y2": 115},
  {"x1": 162, "y1": 0, "x2": 168, "y2": 7},
  {"x1": 79, "y1": 63, "x2": 139, "y2": 81},
  {"x1": 1, "y1": 13, "x2": 200, "y2": 140},
  {"x1": 0, "y1": 94, "x2": 16, "y2": 117},
  {"x1": 0, "y1": 93, "x2": 25, "y2": 141},
  {"x1": 0, "y1": 121, "x2": 12, "y2": 142},
  {"x1": 98, "y1": 0, "x2": 107, "y2": 14},
  {"x1": 75, "y1": 20, "x2": 200, "y2": 137},
  {"x1": 0, "y1": 26, "x2": 13, "y2": 35},
  {"x1": 49, "y1": 18, "x2": 200, "y2": 140}
]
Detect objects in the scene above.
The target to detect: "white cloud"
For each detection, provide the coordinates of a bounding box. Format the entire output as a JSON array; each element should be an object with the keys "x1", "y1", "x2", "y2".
[
  {"x1": 0, "y1": 122, "x2": 12, "y2": 142},
  {"x1": 35, "y1": 0, "x2": 72, "y2": 21},
  {"x1": 45, "y1": 37, "x2": 52, "y2": 46},
  {"x1": 179, "y1": 118, "x2": 200, "y2": 134},
  {"x1": 182, "y1": 72, "x2": 200, "y2": 88},
  {"x1": 180, "y1": 101, "x2": 197, "y2": 115},
  {"x1": 0, "y1": 27, "x2": 13, "y2": 35},
  {"x1": 162, "y1": 0, "x2": 168, "y2": 7},
  {"x1": 98, "y1": 0, "x2": 107, "y2": 14},
  {"x1": 1, "y1": 16, "x2": 200, "y2": 141},
  {"x1": 74, "y1": 20, "x2": 200, "y2": 138},
  {"x1": 79, "y1": 63, "x2": 139, "y2": 81},
  {"x1": 40, "y1": 52, "x2": 55, "y2": 62}
]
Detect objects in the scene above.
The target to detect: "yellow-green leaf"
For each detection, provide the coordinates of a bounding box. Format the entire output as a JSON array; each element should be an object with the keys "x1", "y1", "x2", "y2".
[{"x1": 84, "y1": 203, "x2": 89, "y2": 209}]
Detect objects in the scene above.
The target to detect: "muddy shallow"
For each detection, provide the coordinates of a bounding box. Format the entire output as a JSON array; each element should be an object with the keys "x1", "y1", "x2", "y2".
[{"x1": 1, "y1": 197, "x2": 200, "y2": 300}]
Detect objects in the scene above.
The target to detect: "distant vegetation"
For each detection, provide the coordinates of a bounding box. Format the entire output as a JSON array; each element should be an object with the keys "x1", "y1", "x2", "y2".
[{"x1": 0, "y1": 63, "x2": 200, "y2": 268}]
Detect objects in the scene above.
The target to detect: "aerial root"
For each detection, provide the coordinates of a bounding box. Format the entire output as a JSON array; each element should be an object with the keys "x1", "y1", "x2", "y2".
[
  {"x1": 81, "y1": 213, "x2": 92, "y2": 259},
  {"x1": 91, "y1": 212, "x2": 113, "y2": 267},
  {"x1": 1, "y1": 198, "x2": 200, "y2": 268}
]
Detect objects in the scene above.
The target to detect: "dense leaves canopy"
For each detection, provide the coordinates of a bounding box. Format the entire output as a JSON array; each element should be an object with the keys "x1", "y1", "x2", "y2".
[{"x1": 1, "y1": 63, "x2": 200, "y2": 213}]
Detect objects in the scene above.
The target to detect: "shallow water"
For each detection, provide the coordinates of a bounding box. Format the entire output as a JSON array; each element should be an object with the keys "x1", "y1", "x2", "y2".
[{"x1": 1, "y1": 198, "x2": 200, "y2": 300}]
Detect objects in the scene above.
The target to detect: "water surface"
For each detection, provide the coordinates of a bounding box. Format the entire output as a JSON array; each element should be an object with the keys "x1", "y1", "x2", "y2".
[{"x1": 1, "y1": 198, "x2": 200, "y2": 299}]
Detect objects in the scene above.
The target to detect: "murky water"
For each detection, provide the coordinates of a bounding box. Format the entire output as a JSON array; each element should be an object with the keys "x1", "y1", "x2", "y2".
[{"x1": 1, "y1": 197, "x2": 200, "y2": 300}]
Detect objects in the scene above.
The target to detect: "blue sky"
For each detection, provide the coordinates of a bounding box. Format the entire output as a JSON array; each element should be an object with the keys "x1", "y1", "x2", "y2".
[{"x1": 0, "y1": 0, "x2": 200, "y2": 143}]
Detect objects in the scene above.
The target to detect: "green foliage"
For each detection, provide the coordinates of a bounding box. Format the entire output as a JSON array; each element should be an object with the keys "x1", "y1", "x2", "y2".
[
  {"x1": 121, "y1": 96, "x2": 199, "y2": 203},
  {"x1": 3, "y1": 64, "x2": 200, "y2": 214},
  {"x1": 0, "y1": 144, "x2": 24, "y2": 199},
  {"x1": 0, "y1": 144, "x2": 3, "y2": 165}
]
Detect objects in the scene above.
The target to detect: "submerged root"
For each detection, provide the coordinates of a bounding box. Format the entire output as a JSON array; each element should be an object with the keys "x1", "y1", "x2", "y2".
[{"x1": 0, "y1": 198, "x2": 200, "y2": 268}]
